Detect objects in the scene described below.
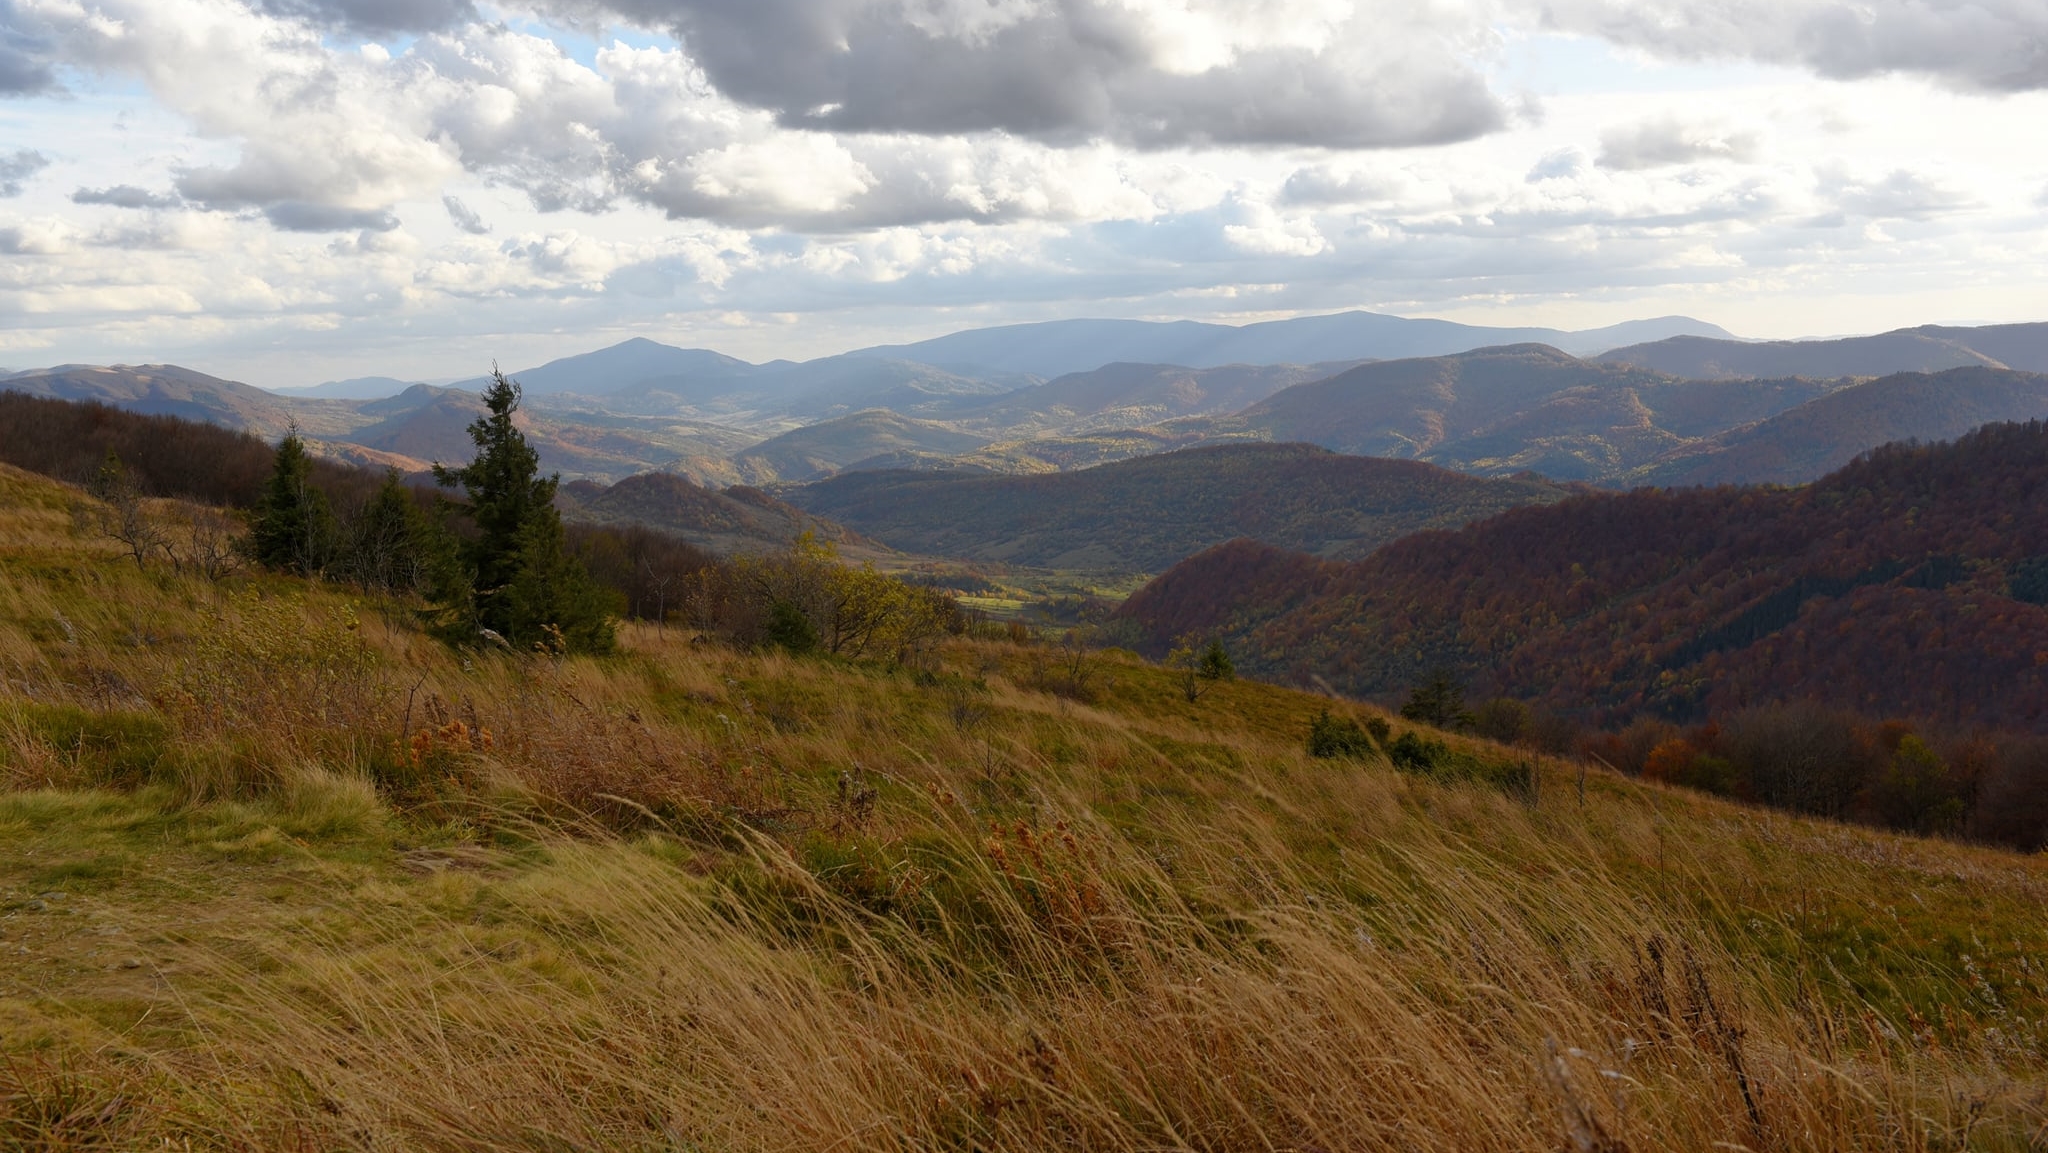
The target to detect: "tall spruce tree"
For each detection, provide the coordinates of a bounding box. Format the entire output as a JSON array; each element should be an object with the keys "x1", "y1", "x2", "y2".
[
  {"x1": 431, "y1": 369, "x2": 616, "y2": 653},
  {"x1": 250, "y1": 423, "x2": 335, "y2": 575}
]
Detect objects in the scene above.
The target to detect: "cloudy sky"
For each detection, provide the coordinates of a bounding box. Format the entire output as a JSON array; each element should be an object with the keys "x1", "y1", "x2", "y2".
[{"x1": 1, "y1": 0, "x2": 2044, "y2": 387}]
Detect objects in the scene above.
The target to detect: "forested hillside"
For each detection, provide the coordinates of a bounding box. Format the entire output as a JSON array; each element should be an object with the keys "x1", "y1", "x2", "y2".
[
  {"x1": 786, "y1": 441, "x2": 1572, "y2": 572},
  {"x1": 1121, "y1": 421, "x2": 2048, "y2": 735}
]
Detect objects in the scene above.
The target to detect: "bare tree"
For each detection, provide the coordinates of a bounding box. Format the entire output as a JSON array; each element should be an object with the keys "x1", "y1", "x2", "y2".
[
  {"x1": 76, "y1": 450, "x2": 169, "y2": 569},
  {"x1": 178, "y1": 507, "x2": 245, "y2": 582}
]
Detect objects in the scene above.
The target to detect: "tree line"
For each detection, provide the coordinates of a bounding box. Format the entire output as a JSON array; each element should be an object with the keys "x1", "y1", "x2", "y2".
[
  {"x1": 1385, "y1": 667, "x2": 2048, "y2": 853},
  {"x1": 10, "y1": 375, "x2": 973, "y2": 663}
]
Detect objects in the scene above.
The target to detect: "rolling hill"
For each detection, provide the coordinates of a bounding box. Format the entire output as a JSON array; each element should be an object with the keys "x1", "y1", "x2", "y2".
[
  {"x1": 1601, "y1": 322, "x2": 2048, "y2": 379},
  {"x1": 0, "y1": 363, "x2": 298, "y2": 434},
  {"x1": 1119, "y1": 421, "x2": 2048, "y2": 734},
  {"x1": 948, "y1": 361, "x2": 1342, "y2": 435},
  {"x1": 784, "y1": 442, "x2": 1572, "y2": 572},
  {"x1": 555, "y1": 470, "x2": 875, "y2": 557},
  {"x1": 1226, "y1": 344, "x2": 1846, "y2": 482},
  {"x1": 731, "y1": 409, "x2": 992, "y2": 484}
]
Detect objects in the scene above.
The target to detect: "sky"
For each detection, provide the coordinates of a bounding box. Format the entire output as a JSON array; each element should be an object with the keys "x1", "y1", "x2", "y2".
[{"x1": 0, "y1": 0, "x2": 2044, "y2": 388}]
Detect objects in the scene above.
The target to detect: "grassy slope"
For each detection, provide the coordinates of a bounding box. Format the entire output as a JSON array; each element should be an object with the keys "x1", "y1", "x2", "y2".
[{"x1": 3, "y1": 461, "x2": 2047, "y2": 1149}]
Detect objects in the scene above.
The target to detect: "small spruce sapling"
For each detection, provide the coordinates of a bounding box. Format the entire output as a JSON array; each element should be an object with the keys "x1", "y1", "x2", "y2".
[{"x1": 1167, "y1": 636, "x2": 1235, "y2": 703}]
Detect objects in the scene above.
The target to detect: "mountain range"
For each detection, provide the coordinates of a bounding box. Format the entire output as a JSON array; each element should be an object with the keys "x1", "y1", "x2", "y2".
[{"x1": 8, "y1": 314, "x2": 2048, "y2": 570}]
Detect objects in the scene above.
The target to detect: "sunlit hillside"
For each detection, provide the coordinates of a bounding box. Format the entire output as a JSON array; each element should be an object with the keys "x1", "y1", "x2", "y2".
[{"x1": 3, "y1": 459, "x2": 2047, "y2": 1149}]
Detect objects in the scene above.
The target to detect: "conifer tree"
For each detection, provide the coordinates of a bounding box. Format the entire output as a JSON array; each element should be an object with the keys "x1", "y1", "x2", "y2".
[
  {"x1": 1400, "y1": 668, "x2": 1475, "y2": 731},
  {"x1": 431, "y1": 369, "x2": 616, "y2": 653},
  {"x1": 250, "y1": 423, "x2": 335, "y2": 575},
  {"x1": 340, "y1": 470, "x2": 433, "y2": 593}
]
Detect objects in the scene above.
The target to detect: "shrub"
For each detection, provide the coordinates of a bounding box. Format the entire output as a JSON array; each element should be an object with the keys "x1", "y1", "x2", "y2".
[
  {"x1": 1386, "y1": 731, "x2": 1447, "y2": 772},
  {"x1": 1307, "y1": 710, "x2": 1377, "y2": 759}
]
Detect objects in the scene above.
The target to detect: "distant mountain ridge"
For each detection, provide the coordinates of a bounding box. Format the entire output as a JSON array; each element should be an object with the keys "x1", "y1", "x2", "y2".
[
  {"x1": 1602, "y1": 322, "x2": 2048, "y2": 380},
  {"x1": 14, "y1": 316, "x2": 2048, "y2": 501},
  {"x1": 271, "y1": 376, "x2": 424, "y2": 399},
  {"x1": 847, "y1": 312, "x2": 1735, "y2": 379},
  {"x1": 1211, "y1": 346, "x2": 2048, "y2": 486},
  {"x1": 431, "y1": 311, "x2": 1731, "y2": 405}
]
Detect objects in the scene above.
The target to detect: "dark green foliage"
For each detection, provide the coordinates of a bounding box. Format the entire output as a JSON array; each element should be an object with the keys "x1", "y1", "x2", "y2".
[
  {"x1": 429, "y1": 370, "x2": 616, "y2": 654},
  {"x1": 498, "y1": 514, "x2": 623, "y2": 654},
  {"x1": 433, "y1": 371, "x2": 546, "y2": 600},
  {"x1": 1198, "y1": 639, "x2": 1234, "y2": 682},
  {"x1": 1386, "y1": 731, "x2": 1447, "y2": 772},
  {"x1": 1306, "y1": 709, "x2": 1376, "y2": 759},
  {"x1": 765, "y1": 599, "x2": 820, "y2": 653},
  {"x1": 334, "y1": 471, "x2": 435, "y2": 593},
  {"x1": 249, "y1": 427, "x2": 336, "y2": 575},
  {"x1": 2011, "y1": 556, "x2": 2048, "y2": 606},
  {"x1": 1399, "y1": 669, "x2": 1473, "y2": 731},
  {"x1": 1384, "y1": 729, "x2": 1535, "y2": 800}
]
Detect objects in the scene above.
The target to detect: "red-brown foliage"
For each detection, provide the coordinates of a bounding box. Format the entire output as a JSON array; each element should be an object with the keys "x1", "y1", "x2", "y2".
[{"x1": 1120, "y1": 421, "x2": 2048, "y2": 735}]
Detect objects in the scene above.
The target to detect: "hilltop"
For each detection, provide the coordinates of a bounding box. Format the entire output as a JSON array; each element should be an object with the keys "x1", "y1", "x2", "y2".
[
  {"x1": 784, "y1": 441, "x2": 1572, "y2": 572},
  {"x1": 1, "y1": 454, "x2": 2045, "y2": 1148},
  {"x1": 1120, "y1": 420, "x2": 2048, "y2": 736},
  {"x1": 731, "y1": 409, "x2": 992, "y2": 484}
]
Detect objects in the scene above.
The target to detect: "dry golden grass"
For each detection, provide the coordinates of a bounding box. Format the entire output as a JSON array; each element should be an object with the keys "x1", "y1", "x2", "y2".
[{"x1": 2, "y1": 466, "x2": 2046, "y2": 1150}]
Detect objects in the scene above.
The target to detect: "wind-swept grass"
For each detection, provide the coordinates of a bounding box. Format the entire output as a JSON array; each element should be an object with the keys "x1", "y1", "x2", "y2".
[{"x1": 2, "y1": 462, "x2": 2046, "y2": 1150}]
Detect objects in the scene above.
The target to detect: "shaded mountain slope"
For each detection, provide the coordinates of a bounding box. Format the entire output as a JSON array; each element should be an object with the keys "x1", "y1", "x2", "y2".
[
  {"x1": 784, "y1": 442, "x2": 1571, "y2": 572},
  {"x1": 1237, "y1": 345, "x2": 1672, "y2": 462},
  {"x1": 555, "y1": 471, "x2": 874, "y2": 557},
  {"x1": 1638, "y1": 367, "x2": 2048, "y2": 486},
  {"x1": 1119, "y1": 421, "x2": 2048, "y2": 733}
]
